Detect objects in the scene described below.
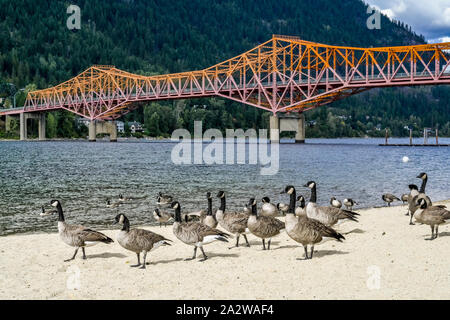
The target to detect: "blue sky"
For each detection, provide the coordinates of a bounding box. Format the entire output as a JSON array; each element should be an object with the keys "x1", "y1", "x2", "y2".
[{"x1": 364, "y1": 0, "x2": 450, "y2": 43}]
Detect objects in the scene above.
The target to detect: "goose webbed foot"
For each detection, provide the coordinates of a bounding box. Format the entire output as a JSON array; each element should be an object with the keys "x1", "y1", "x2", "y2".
[
  {"x1": 65, "y1": 248, "x2": 79, "y2": 262},
  {"x1": 309, "y1": 246, "x2": 314, "y2": 259},
  {"x1": 82, "y1": 247, "x2": 87, "y2": 260},
  {"x1": 267, "y1": 239, "x2": 271, "y2": 250},
  {"x1": 198, "y1": 247, "x2": 208, "y2": 262},
  {"x1": 262, "y1": 239, "x2": 266, "y2": 250},
  {"x1": 297, "y1": 245, "x2": 309, "y2": 260},
  {"x1": 425, "y1": 226, "x2": 435, "y2": 240},
  {"x1": 229, "y1": 235, "x2": 240, "y2": 249},
  {"x1": 139, "y1": 252, "x2": 147, "y2": 269}
]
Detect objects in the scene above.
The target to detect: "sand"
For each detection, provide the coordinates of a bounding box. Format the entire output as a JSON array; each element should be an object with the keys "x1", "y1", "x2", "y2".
[{"x1": 0, "y1": 201, "x2": 449, "y2": 300}]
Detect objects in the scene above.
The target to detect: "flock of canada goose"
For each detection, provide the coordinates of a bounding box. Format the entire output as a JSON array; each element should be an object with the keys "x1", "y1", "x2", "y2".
[{"x1": 40, "y1": 172, "x2": 449, "y2": 268}]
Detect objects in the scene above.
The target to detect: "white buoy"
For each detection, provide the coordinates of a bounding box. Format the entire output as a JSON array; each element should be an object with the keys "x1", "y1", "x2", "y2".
[{"x1": 402, "y1": 156, "x2": 409, "y2": 163}]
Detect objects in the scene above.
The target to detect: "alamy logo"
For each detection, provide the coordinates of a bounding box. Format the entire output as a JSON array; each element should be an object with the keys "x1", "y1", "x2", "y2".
[
  {"x1": 66, "y1": 5, "x2": 81, "y2": 31},
  {"x1": 171, "y1": 121, "x2": 279, "y2": 175},
  {"x1": 66, "y1": 265, "x2": 81, "y2": 290},
  {"x1": 366, "y1": 265, "x2": 381, "y2": 290},
  {"x1": 366, "y1": 6, "x2": 381, "y2": 30}
]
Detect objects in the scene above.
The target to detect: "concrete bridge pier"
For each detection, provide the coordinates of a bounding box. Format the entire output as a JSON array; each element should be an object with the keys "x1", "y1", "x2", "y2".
[
  {"x1": 269, "y1": 112, "x2": 306, "y2": 143},
  {"x1": 89, "y1": 120, "x2": 118, "y2": 142},
  {"x1": 19, "y1": 112, "x2": 46, "y2": 141}
]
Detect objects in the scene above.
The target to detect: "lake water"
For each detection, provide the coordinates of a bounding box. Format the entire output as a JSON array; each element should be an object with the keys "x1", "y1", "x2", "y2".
[{"x1": 0, "y1": 137, "x2": 449, "y2": 236}]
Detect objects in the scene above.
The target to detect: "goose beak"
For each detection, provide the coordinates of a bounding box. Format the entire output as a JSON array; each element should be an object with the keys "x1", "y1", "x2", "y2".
[{"x1": 280, "y1": 190, "x2": 285, "y2": 194}]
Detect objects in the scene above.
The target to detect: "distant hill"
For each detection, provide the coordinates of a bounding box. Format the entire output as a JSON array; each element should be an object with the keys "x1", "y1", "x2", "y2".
[{"x1": 1, "y1": 0, "x2": 449, "y2": 138}]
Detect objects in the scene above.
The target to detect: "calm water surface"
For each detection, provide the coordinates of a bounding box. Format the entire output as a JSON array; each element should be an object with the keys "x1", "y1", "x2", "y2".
[{"x1": 0, "y1": 137, "x2": 449, "y2": 235}]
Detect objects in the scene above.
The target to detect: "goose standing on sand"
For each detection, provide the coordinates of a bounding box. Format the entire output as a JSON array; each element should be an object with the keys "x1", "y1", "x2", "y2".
[
  {"x1": 282, "y1": 185, "x2": 345, "y2": 260},
  {"x1": 277, "y1": 203, "x2": 289, "y2": 215},
  {"x1": 50, "y1": 200, "x2": 114, "y2": 262},
  {"x1": 216, "y1": 191, "x2": 251, "y2": 248},
  {"x1": 153, "y1": 208, "x2": 173, "y2": 227},
  {"x1": 199, "y1": 192, "x2": 218, "y2": 228},
  {"x1": 304, "y1": 181, "x2": 359, "y2": 227},
  {"x1": 261, "y1": 197, "x2": 278, "y2": 217},
  {"x1": 382, "y1": 194, "x2": 400, "y2": 207},
  {"x1": 247, "y1": 198, "x2": 285, "y2": 250},
  {"x1": 343, "y1": 198, "x2": 357, "y2": 210},
  {"x1": 401, "y1": 194, "x2": 408, "y2": 204},
  {"x1": 330, "y1": 197, "x2": 342, "y2": 209},
  {"x1": 295, "y1": 195, "x2": 306, "y2": 216},
  {"x1": 408, "y1": 173, "x2": 433, "y2": 225},
  {"x1": 114, "y1": 214, "x2": 172, "y2": 269},
  {"x1": 413, "y1": 199, "x2": 450, "y2": 240},
  {"x1": 157, "y1": 192, "x2": 173, "y2": 205},
  {"x1": 171, "y1": 201, "x2": 229, "y2": 261}
]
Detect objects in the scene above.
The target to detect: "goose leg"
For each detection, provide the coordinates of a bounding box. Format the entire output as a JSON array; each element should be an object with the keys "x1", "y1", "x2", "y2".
[
  {"x1": 229, "y1": 235, "x2": 240, "y2": 249},
  {"x1": 297, "y1": 245, "x2": 309, "y2": 260},
  {"x1": 185, "y1": 247, "x2": 197, "y2": 261},
  {"x1": 425, "y1": 226, "x2": 435, "y2": 240},
  {"x1": 139, "y1": 252, "x2": 147, "y2": 269},
  {"x1": 267, "y1": 239, "x2": 271, "y2": 250},
  {"x1": 199, "y1": 247, "x2": 208, "y2": 262},
  {"x1": 309, "y1": 246, "x2": 315, "y2": 259},
  {"x1": 409, "y1": 214, "x2": 415, "y2": 225},
  {"x1": 159, "y1": 223, "x2": 162, "y2": 228},
  {"x1": 65, "y1": 248, "x2": 79, "y2": 262},
  {"x1": 82, "y1": 247, "x2": 87, "y2": 260},
  {"x1": 243, "y1": 234, "x2": 250, "y2": 247},
  {"x1": 131, "y1": 253, "x2": 141, "y2": 267},
  {"x1": 434, "y1": 226, "x2": 439, "y2": 239},
  {"x1": 262, "y1": 239, "x2": 266, "y2": 250}
]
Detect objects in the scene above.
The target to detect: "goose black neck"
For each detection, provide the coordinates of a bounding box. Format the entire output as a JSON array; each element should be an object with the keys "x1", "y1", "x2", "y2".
[
  {"x1": 122, "y1": 217, "x2": 130, "y2": 232},
  {"x1": 419, "y1": 177, "x2": 427, "y2": 193},
  {"x1": 219, "y1": 197, "x2": 226, "y2": 211},
  {"x1": 251, "y1": 203, "x2": 257, "y2": 216},
  {"x1": 299, "y1": 198, "x2": 305, "y2": 208},
  {"x1": 288, "y1": 190, "x2": 296, "y2": 213},
  {"x1": 207, "y1": 198, "x2": 213, "y2": 216},
  {"x1": 56, "y1": 204, "x2": 64, "y2": 222},
  {"x1": 174, "y1": 206, "x2": 182, "y2": 222},
  {"x1": 310, "y1": 185, "x2": 317, "y2": 203}
]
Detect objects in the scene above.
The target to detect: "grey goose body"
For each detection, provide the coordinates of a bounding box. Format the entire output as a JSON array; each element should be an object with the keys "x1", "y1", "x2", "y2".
[
  {"x1": 50, "y1": 200, "x2": 113, "y2": 261},
  {"x1": 330, "y1": 197, "x2": 342, "y2": 209},
  {"x1": 115, "y1": 214, "x2": 172, "y2": 268},
  {"x1": 343, "y1": 198, "x2": 357, "y2": 210},
  {"x1": 261, "y1": 197, "x2": 278, "y2": 217},
  {"x1": 282, "y1": 185, "x2": 345, "y2": 259},
  {"x1": 157, "y1": 192, "x2": 173, "y2": 205},
  {"x1": 247, "y1": 198, "x2": 285, "y2": 250},
  {"x1": 215, "y1": 191, "x2": 250, "y2": 248},
  {"x1": 413, "y1": 199, "x2": 450, "y2": 240},
  {"x1": 304, "y1": 181, "x2": 359, "y2": 227},
  {"x1": 382, "y1": 193, "x2": 400, "y2": 206},
  {"x1": 171, "y1": 201, "x2": 229, "y2": 261},
  {"x1": 153, "y1": 208, "x2": 173, "y2": 227}
]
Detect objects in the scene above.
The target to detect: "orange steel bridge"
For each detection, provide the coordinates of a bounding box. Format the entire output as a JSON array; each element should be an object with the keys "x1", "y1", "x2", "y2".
[{"x1": 2, "y1": 35, "x2": 450, "y2": 120}]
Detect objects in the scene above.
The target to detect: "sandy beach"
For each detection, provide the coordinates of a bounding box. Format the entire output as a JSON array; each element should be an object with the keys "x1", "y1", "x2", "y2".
[{"x1": 0, "y1": 201, "x2": 449, "y2": 300}]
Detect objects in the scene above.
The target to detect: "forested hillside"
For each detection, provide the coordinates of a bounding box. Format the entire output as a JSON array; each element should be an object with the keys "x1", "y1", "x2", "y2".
[{"x1": 1, "y1": 0, "x2": 449, "y2": 138}]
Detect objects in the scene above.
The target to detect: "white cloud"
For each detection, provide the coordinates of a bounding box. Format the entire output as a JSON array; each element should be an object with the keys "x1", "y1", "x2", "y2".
[{"x1": 364, "y1": 0, "x2": 450, "y2": 41}]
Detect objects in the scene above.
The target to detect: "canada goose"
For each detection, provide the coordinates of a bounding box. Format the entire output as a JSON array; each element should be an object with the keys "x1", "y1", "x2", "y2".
[
  {"x1": 295, "y1": 195, "x2": 306, "y2": 217},
  {"x1": 408, "y1": 173, "x2": 433, "y2": 225},
  {"x1": 153, "y1": 208, "x2": 173, "y2": 227},
  {"x1": 216, "y1": 191, "x2": 251, "y2": 248},
  {"x1": 282, "y1": 185, "x2": 345, "y2": 260},
  {"x1": 330, "y1": 197, "x2": 342, "y2": 209},
  {"x1": 40, "y1": 206, "x2": 56, "y2": 216},
  {"x1": 171, "y1": 201, "x2": 229, "y2": 261},
  {"x1": 119, "y1": 194, "x2": 131, "y2": 202},
  {"x1": 343, "y1": 198, "x2": 358, "y2": 210},
  {"x1": 106, "y1": 199, "x2": 120, "y2": 208},
  {"x1": 401, "y1": 194, "x2": 408, "y2": 204},
  {"x1": 200, "y1": 192, "x2": 218, "y2": 229},
  {"x1": 157, "y1": 192, "x2": 173, "y2": 205},
  {"x1": 114, "y1": 214, "x2": 172, "y2": 269},
  {"x1": 414, "y1": 199, "x2": 450, "y2": 240},
  {"x1": 246, "y1": 198, "x2": 285, "y2": 250},
  {"x1": 382, "y1": 194, "x2": 400, "y2": 207},
  {"x1": 304, "y1": 181, "x2": 359, "y2": 227},
  {"x1": 277, "y1": 203, "x2": 289, "y2": 214},
  {"x1": 50, "y1": 200, "x2": 113, "y2": 261},
  {"x1": 261, "y1": 197, "x2": 278, "y2": 217}
]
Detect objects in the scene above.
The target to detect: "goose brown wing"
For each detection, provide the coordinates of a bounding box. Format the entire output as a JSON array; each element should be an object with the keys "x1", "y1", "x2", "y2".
[
  {"x1": 306, "y1": 218, "x2": 345, "y2": 241},
  {"x1": 76, "y1": 227, "x2": 114, "y2": 243},
  {"x1": 255, "y1": 216, "x2": 285, "y2": 236}
]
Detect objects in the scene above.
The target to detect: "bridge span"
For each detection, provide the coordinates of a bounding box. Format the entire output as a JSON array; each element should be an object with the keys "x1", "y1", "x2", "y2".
[{"x1": 1, "y1": 35, "x2": 449, "y2": 142}]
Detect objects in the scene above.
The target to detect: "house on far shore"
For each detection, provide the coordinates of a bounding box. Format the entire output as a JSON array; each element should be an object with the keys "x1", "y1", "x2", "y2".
[
  {"x1": 77, "y1": 117, "x2": 90, "y2": 127},
  {"x1": 116, "y1": 121, "x2": 125, "y2": 133},
  {"x1": 128, "y1": 121, "x2": 143, "y2": 133}
]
